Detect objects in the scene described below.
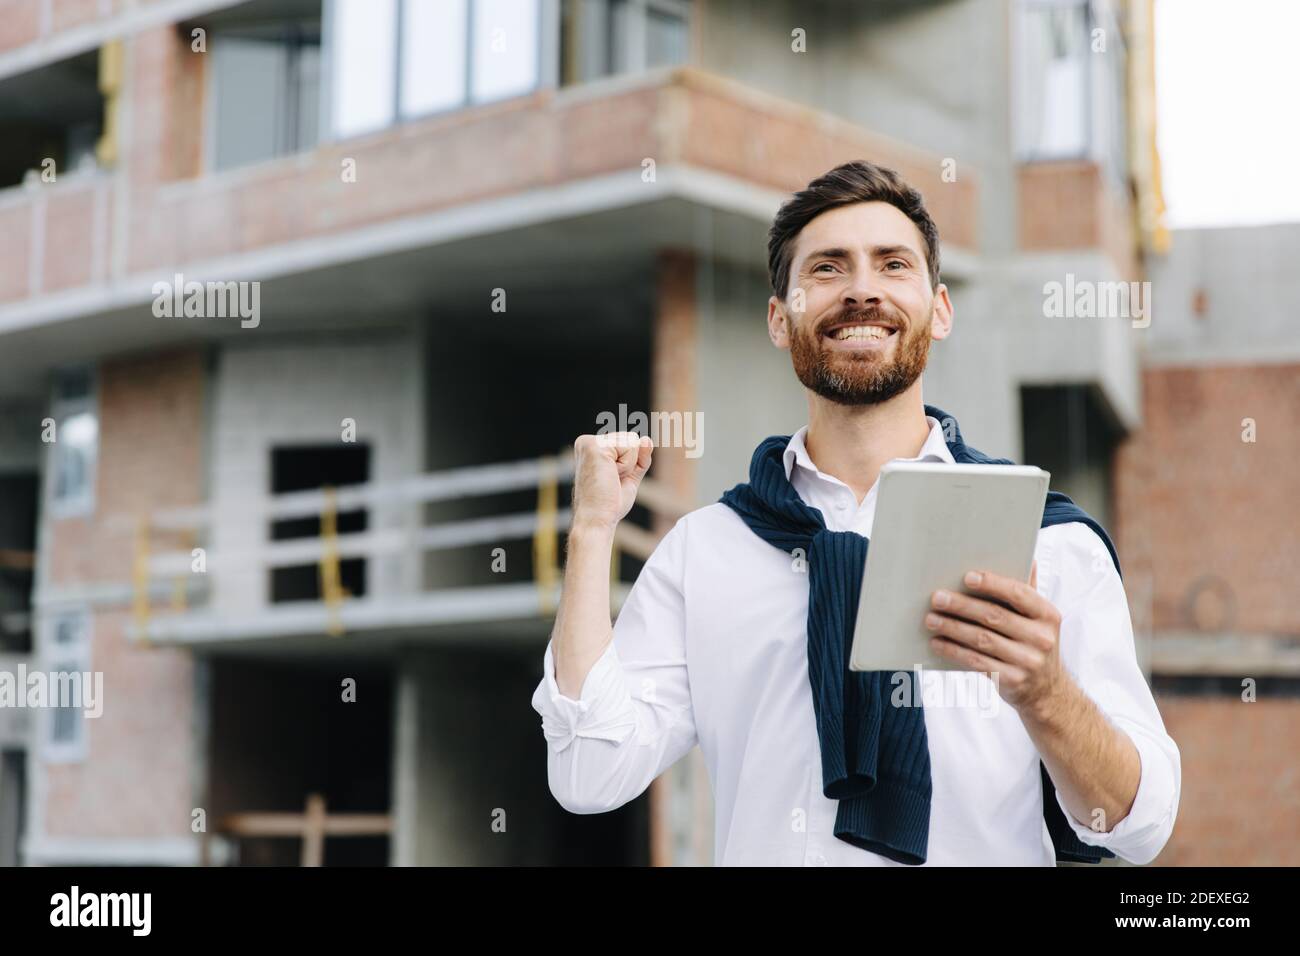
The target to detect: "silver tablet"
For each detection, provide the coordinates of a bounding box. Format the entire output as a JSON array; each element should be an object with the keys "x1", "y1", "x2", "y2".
[{"x1": 848, "y1": 460, "x2": 1049, "y2": 673}]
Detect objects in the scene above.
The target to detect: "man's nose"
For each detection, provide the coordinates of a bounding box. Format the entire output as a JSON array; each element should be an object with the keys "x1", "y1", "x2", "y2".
[{"x1": 841, "y1": 268, "x2": 884, "y2": 309}]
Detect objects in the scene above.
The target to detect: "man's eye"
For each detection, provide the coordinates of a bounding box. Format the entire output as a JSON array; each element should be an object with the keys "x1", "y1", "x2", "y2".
[
  {"x1": 885, "y1": 260, "x2": 907, "y2": 271},
  {"x1": 813, "y1": 263, "x2": 837, "y2": 273}
]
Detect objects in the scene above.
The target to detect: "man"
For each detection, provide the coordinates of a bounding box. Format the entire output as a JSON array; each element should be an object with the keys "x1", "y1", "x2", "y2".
[{"x1": 530, "y1": 160, "x2": 1180, "y2": 866}]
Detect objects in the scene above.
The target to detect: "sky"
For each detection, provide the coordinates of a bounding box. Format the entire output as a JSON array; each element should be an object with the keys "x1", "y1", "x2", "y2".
[{"x1": 1156, "y1": 0, "x2": 1300, "y2": 228}]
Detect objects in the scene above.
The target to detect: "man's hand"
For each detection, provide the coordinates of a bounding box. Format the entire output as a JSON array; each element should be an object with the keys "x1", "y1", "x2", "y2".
[
  {"x1": 571, "y1": 432, "x2": 654, "y2": 534},
  {"x1": 924, "y1": 562, "x2": 1068, "y2": 720}
]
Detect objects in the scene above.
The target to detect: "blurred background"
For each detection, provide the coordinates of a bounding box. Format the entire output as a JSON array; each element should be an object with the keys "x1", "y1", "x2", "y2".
[{"x1": 0, "y1": 0, "x2": 1295, "y2": 866}]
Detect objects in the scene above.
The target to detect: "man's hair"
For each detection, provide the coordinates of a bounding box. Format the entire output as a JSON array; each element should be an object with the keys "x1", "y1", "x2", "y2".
[{"x1": 766, "y1": 159, "x2": 941, "y2": 301}]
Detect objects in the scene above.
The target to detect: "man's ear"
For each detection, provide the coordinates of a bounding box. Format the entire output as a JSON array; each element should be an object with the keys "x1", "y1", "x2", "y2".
[
  {"x1": 767, "y1": 295, "x2": 792, "y2": 350},
  {"x1": 929, "y1": 283, "x2": 954, "y2": 341}
]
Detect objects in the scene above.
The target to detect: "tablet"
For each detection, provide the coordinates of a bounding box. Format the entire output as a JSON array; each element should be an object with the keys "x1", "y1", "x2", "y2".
[{"x1": 848, "y1": 460, "x2": 1049, "y2": 673}]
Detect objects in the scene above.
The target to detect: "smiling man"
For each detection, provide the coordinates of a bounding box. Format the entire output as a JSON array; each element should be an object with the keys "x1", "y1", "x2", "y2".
[{"x1": 531, "y1": 160, "x2": 1181, "y2": 866}]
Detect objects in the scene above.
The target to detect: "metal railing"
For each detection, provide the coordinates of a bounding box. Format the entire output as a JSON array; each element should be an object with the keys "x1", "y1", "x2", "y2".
[{"x1": 115, "y1": 449, "x2": 691, "y2": 642}]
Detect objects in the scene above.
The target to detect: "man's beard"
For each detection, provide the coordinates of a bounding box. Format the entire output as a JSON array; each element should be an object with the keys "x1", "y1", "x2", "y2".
[{"x1": 788, "y1": 304, "x2": 931, "y2": 406}]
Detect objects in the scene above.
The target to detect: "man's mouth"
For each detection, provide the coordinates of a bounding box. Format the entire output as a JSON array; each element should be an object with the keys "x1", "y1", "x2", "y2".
[
  {"x1": 820, "y1": 322, "x2": 899, "y2": 349},
  {"x1": 826, "y1": 324, "x2": 895, "y2": 340}
]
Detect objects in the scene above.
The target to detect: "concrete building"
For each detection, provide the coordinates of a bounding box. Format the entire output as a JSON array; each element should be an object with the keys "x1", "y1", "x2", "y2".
[
  {"x1": 1112, "y1": 223, "x2": 1300, "y2": 865},
  {"x1": 0, "y1": 0, "x2": 1177, "y2": 865}
]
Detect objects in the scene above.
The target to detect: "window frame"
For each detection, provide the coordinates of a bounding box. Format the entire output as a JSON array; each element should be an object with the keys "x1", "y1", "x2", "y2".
[
  {"x1": 322, "y1": 0, "x2": 547, "y2": 141},
  {"x1": 45, "y1": 367, "x2": 98, "y2": 521},
  {"x1": 1013, "y1": 0, "x2": 1129, "y2": 185},
  {"x1": 203, "y1": 20, "x2": 324, "y2": 174},
  {"x1": 41, "y1": 607, "x2": 92, "y2": 765},
  {"x1": 560, "y1": 0, "x2": 691, "y2": 86}
]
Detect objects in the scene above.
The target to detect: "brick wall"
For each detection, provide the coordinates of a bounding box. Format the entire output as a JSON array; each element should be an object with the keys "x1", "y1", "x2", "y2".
[
  {"x1": 1152, "y1": 694, "x2": 1300, "y2": 866},
  {"x1": 1113, "y1": 363, "x2": 1300, "y2": 635},
  {"x1": 41, "y1": 348, "x2": 205, "y2": 842},
  {"x1": 1019, "y1": 160, "x2": 1139, "y2": 281},
  {"x1": 1113, "y1": 361, "x2": 1300, "y2": 866}
]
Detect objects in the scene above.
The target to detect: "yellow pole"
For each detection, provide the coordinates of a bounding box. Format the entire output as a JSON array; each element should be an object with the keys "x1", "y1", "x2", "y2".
[
  {"x1": 172, "y1": 529, "x2": 192, "y2": 611},
  {"x1": 132, "y1": 516, "x2": 151, "y2": 644},
  {"x1": 96, "y1": 40, "x2": 123, "y2": 168},
  {"x1": 319, "y1": 487, "x2": 345, "y2": 636}
]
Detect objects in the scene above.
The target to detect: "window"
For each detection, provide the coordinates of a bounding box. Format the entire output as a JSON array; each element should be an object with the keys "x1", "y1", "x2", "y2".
[
  {"x1": 560, "y1": 0, "x2": 690, "y2": 85},
  {"x1": 209, "y1": 19, "x2": 322, "y2": 171},
  {"x1": 401, "y1": 0, "x2": 468, "y2": 117},
  {"x1": 1015, "y1": 0, "x2": 1129, "y2": 185},
  {"x1": 0, "y1": 49, "x2": 103, "y2": 189},
  {"x1": 269, "y1": 445, "x2": 371, "y2": 603},
  {"x1": 326, "y1": 0, "x2": 541, "y2": 138},
  {"x1": 48, "y1": 367, "x2": 97, "y2": 518},
  {"x1": 0, "y1": 472, "x2": 38, "y2": 655},
  {"x1": 43, "y1": 609, "x2": 91, "y2": 764},
  {"x1": 328, "y1": 0, "x2": 398, "y2": 137},
  {"x1": 470, "y1": 0, "x2": 541, "y2": 103}
]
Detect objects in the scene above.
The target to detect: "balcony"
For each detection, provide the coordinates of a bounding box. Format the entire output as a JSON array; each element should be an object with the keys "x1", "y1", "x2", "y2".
[
  {"x1": 72, "y1": 450, "x2": 691, "y2": 652},
  {"x1": 0, "y1": 60, "x2": 980, "y2": 399}
]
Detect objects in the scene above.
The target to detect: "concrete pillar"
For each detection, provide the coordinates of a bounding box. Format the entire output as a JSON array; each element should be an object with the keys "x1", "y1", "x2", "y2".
[{"x1": 648, "y1": 248, "x2": 708, "y2": 866}]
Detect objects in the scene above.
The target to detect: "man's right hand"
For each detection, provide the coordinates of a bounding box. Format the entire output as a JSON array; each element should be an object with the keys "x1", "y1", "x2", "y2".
[{"x1": 571, "y1": 432, "x2": 654, "y2": 532}]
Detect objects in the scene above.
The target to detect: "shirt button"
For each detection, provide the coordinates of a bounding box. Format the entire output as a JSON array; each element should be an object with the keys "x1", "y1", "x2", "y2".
[{"x1": 807, "y1": 852, "x2": 827, "y2": 865}]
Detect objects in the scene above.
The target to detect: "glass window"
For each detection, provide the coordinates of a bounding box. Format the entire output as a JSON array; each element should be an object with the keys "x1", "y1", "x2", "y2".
[
  {"x1": 402, "y1": 0, "x2": 469, "y2": 117},
  {"x1": 49, "y1": 368, "x2": 97, "y2": 517},
  {"x1": 561, "y1": 0, "x2": 690, "y2": 86},
  {"x1": 43, "y1": 609, "x2": 90, "y2": 763},
  {"x1": 295, "y1": 43, "x2": 322, "y2": 153},
  {"x1": 1018, "y1": 0, "x2": 1090, "y2": 159},
  {"x1": 50, "y1": 672, "x2": 81, "y2": 745},
  {"x1": 645, "y1": 5, "x2": 688, "y2": 69},
  {"x1": 330, "y1": 0, "x2": 398, "y2": 137},
  {"x1": 471, "y1": 0, "x2": 541, "y2": 103},
  {"x1": 1017, "y1": 0, "x2": 1130, "y2": 184},
  {"x1": 328, "y1": 0, "x2": 542, "y2": 135},
  {"x1": 213, "y1": 39, "x2": 291, "y2": 170},
  {"x1": 210, "y1": 23, "x2": 321, "y2": 171}
]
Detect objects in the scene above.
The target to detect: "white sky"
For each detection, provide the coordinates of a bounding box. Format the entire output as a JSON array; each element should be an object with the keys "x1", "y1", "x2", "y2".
[{"x1": 1156, "y1": 0, "x2": 1300, "y2": 227}]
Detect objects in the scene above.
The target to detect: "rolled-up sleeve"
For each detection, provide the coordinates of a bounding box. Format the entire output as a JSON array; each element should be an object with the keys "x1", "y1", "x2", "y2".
[
  {"x1": 530, "y1": 517, "x2": 698, "y2": 815},
  {"x1": 1044, "y1": 523, "x2": 1182, "y2": 865}
]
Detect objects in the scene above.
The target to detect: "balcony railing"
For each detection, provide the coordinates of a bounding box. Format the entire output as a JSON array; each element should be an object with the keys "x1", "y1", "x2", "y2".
[{"x1": 105, "y1": 449, "x2": 690, "y2": 646}]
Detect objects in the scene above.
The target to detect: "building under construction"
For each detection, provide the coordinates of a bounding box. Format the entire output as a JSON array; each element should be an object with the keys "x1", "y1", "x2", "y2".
[{"x1": 0, "y1": 0, "x2": 1292, "y2": 867}]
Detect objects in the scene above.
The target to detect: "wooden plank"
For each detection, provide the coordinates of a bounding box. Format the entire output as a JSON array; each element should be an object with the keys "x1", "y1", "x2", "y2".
[{"x1": 301, "y1": 793, "x2": 326, "y2": 867}]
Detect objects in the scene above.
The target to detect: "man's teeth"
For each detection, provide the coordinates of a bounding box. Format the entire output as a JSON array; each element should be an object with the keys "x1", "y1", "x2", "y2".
[{"x1": 830, "y1": 325, "x2": 894, "y2": 340}]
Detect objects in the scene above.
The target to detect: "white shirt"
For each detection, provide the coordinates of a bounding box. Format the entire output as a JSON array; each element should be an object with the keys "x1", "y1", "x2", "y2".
[{"x1": 531, "y1": 415, "x2": 1181, "y2": 866}]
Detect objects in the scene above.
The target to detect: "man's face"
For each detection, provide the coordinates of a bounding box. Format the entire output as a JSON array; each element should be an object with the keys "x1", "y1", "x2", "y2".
[{"x1": 767, "y1": 201, "x2": 953, "y2": 406}]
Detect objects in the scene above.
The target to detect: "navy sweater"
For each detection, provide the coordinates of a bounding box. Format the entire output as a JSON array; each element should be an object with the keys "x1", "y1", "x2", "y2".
[{"x1": 719, "y1": 403, "x2": 1117, "y2": 865}]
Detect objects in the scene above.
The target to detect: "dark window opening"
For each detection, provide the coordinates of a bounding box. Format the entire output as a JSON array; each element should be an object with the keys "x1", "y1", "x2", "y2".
[
  {"x1": 206, "y1": 659, "x2": 392, "y2": 865},
  {"x1": 0, "y1": 50, "x2": 103, "y2": 189},
  {"x1": 1152, "y1": 674, "x2": 1300, "y2": 698},
  {"x1": 269, "y1": 444, "x2": 370, "y2": 603},
  {"x1": 0, "y1": 751, "x2": 26, "y2": 868},
  {"x1": 0, "y1": 473, "x2": 38, "y2": 654},
  {"x1": 1020, "y1": 384, "x2": 1122, "y2": 531}
]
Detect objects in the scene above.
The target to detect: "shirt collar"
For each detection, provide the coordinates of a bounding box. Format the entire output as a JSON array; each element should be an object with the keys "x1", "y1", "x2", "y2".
[{"x1": 782, "y1": 414, "x2": 954, "y2": 482}]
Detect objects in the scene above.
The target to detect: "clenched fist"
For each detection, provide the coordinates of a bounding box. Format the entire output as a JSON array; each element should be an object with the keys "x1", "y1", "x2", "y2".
[{"x1": 571, "y1": 432, "x2": 654, "y2": 533}]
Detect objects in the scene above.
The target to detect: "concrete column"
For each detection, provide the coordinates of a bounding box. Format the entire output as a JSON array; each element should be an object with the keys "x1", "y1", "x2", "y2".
[{"x1": 648, "y1": 248, "x2": 702, "y2": 866}]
